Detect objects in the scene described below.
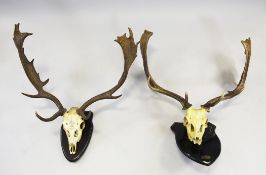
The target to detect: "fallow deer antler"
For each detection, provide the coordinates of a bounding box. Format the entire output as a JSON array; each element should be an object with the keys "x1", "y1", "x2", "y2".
[
  {"x1": 140, "y1": 30, "x2": 251, "y2": 112},
  {"x1": 201, "y1": 38, "x2": 251, "y2": 111},
  {"x1": 77, "y1": 28, "x2": 138, "y2": 119},
  {"x1": 140, "y1": 30, "x2": 192, "y2": 110},
  {"x1": 13, "y1": 23, "x2": 66, "y2": 121}
]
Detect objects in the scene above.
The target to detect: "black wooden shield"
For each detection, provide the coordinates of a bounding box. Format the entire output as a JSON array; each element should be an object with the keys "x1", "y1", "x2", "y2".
[{"x1": 171, "y1": 122, "x2": 221, "y2": 166}]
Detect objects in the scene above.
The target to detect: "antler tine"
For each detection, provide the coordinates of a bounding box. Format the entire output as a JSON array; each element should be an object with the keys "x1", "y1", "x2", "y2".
[
  {"x1": 14, "y1": 23, "x2": 66, "y2": 121},
  {"x1": 140, "y1": 30, "x2": 192, "y2": 110},
  {"x1": 77, "y1": 28, "x2": 138, "y2": 119},
  {"x1": 201, "y1": 38, "x2": 251, "y2": 111}
]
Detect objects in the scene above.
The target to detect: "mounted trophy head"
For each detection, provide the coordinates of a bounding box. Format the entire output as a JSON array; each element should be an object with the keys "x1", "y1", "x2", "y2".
[
  {"x1": 140, "y1": 30, "x2": 251, "y2": 145},
  {"x1": 13, "y1": 23, "x2": 138, "y2": 161}
]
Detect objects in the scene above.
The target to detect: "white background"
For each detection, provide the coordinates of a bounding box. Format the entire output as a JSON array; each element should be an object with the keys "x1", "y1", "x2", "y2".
[{"x1": 0, "y1": 0, "x2": 266, "y2": 174}]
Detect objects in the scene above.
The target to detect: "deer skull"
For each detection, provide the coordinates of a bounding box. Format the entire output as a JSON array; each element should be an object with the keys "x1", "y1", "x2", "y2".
[
  {"x1": 183, "y1": 107, "x2": 208, "y2": 145},
  {"x1": 62, "y1": 107, "x2": 85, "y2": 154}
]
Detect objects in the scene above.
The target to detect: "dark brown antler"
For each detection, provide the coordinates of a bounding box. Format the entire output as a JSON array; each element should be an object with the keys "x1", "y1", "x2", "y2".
[
  {"x1": 201, "y1": 38, "x2": 251, "y2": 111},
  {"x1": 14, "y1": 23, "x2": 66, "y2": 121},
  {"x1": 140, "y1": 30, "x2": 192, "y2": 110},
  {"x1": 77, "y1": 28, "x2": 138, "y2": 119}
]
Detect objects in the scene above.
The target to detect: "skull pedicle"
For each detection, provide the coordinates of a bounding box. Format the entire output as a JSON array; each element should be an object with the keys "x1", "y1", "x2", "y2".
[
  {"x1": 183, "y1": 107, "x2": 208, "y2": 145},
  {"x1": 63, "y1": 108, "x2": 85, "y2": 154}
]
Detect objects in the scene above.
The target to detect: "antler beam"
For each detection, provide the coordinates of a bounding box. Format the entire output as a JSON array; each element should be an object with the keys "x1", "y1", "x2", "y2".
[
  {"x1": 14, "y1": 24, "x2": 66, "y2": 121},
  {"x1": 77, "y1": 28, "x2": 138, "y2": 119},
  {"x1": 140, "y1": 30, "x2": 192, "y2": 110},
  {"x1": 201, "y1": 38, "x2": 251, "y2": 111}
]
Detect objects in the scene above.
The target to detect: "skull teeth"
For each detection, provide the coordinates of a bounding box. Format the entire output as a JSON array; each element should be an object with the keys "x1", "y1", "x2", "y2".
[
  {"x1": 69, "y1": 144, "x2": 76, "y2": 154},
  {"x1": 192, "y1": 137, "x2": 202, "y2": 145}
]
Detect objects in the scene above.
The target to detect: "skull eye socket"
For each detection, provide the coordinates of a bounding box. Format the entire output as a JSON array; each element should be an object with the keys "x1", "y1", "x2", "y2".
[
  {"x1": 66, "y1": 130, "x2": 70, "y2": 137},
  {"x1": 190, "y1": 124, "x2": 194, "y2": 132},
  {"x1": 74, "y1": 130, "x2": 78, "y2": 137},
  {"x1": 80, "y1": 122, "x2": 85, "y2": 129},
  {"x1": 184, "y1": 118, "x2": 188, "y2": 125},
  {"x1": 200, "y1": 125, "x2": 203, "y2": 132}
]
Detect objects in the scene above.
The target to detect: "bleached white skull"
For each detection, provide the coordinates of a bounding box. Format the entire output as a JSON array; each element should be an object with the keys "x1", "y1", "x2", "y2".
[
  {"x1": 183, "y1": 107, "x2": 208, "y2": 145},
  {"x1": 62, "y1": 107, "x2": 85, "y2": 154}
]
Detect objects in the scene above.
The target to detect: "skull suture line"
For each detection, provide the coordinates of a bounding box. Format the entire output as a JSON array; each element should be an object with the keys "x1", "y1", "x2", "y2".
[{"x1": 63, "y1": 108, "x2": 85, "y2": 154}]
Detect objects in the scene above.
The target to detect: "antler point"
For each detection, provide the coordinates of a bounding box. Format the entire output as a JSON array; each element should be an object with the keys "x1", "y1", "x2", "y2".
[
  {"x1": 113, "y1": 94, "x2": 122, "y2": 98},
  {"x1": 128, "y1": 27, "x2": 133, "y2": 37},
  {"x1": 144, "y1": 30, "x2": 153, "y2": 35}
]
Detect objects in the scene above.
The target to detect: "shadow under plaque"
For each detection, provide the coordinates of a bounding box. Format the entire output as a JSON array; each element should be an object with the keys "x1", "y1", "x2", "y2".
[
  {"x1": 60, "y1": 111, "x2": 94, "y2": 162},
  {"x1": 171, "y1": 122, "x2": 221, "y2": 166}
]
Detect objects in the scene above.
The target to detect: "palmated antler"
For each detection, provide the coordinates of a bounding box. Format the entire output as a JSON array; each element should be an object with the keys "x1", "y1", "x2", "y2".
[
  {"x1": 201, "y1": 38, "x2": 251, "y2": 111},
  {"x1": 77, "y1": 28, "x2": 138, "y2": 119},
  {"x1": 140, "y1": 30, "x2": 192, "y2": 110},
  {"x1": 14, "y1": 23, "x2": 66, "y2": 121}
]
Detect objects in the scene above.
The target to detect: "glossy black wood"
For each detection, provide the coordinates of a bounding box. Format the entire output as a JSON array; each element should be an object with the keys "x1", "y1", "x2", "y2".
[
  {"x1": 171, "y1": 122, "x2": 221, "y2": 166},
  {"x1": 60, "y1": 111, "x2": 93, "y2": 162}
]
